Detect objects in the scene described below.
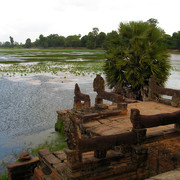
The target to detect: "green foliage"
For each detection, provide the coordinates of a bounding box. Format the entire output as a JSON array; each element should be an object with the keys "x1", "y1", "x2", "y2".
[
  {"x1": 0, "y1": 175, "x2": 7, "y2": 180},
  {"x1": 47, "y1": 34, "x2": 65, "y2": 47},
  {"x1": 175, "y1": 31, "x2": 180, "y2": 50},
  {"x1": 9, "y1": 36, "x2": 14, "y2": 47},
  {"x1": 55, "y1": 119, "x2": 65, "y2": 136},
  {"x1": 65, "y1": 35, "x2": 81, "y2": 47},
  {"x1": 164, "y1": 34, "x2": 175, "y2": 49},
  {"x1": 1, "y1": 41, "x2": 11, "y2": 48},
  {"x1": 104, "y1": 30, "x2": 118, "y2": 49},
  {"x1": 86, "y1": 32, "x2": 96, "y2": 49},
  {"x1": 25, "y1": 38, "x2": 32, "y2": 48},
  {"x1": 97, "y1": 32, "x2": 106, "y2": 48},
  {"x1": 29, "y1": 137, "x2": 67, "y2": 156},
  {"x1": 104, "y1": 20, "x2": 170, "y2": 98},
  {"x1": 80, "y1": 35, "x2": 88, "y2": 47}
]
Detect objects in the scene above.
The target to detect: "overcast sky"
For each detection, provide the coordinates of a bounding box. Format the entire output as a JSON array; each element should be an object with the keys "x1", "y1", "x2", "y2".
[{"x1": 1, "y1": 0, "x2": 180, "y2": 43}]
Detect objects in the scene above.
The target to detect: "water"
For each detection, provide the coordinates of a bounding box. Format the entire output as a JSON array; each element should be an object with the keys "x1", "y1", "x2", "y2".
[
  {"x1": 0, "y1": 53, "x2": 180, "y2": 171},
  {"x1": 166, "y1": 54, "x2": 180, "y2": 89},
  {"x1": 0, "y1": 72, "x2": 97, "y2": 168}
]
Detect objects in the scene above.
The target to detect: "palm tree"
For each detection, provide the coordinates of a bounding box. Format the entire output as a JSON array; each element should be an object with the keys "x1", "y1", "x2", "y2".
[{"x1": 103, "y1": 20, "x2": 170, "y2": 100}]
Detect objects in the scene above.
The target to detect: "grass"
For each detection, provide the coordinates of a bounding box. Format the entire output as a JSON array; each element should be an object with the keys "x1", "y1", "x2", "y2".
[{"x1": 55, "y1": 119, "x2": 65, "y2": 135}]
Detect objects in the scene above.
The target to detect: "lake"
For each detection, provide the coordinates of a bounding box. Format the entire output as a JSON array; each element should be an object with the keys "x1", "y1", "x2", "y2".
[{"x1": 0, "y1": 51, "x2": 180, "y2": 172}]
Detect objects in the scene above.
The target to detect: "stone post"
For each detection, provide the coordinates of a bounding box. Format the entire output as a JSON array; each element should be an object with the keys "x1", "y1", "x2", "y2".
[{"x1": 130, "y1": 108, "x2": 147, "y2": 144}]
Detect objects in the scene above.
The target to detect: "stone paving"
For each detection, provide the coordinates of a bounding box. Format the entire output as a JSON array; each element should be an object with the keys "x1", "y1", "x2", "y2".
[
  {"x1": 146, "y1": 169, "x2": 180, "y2": 180},
  {"x1": 82, "y1": 101, "x2": 179, "y2": 136}
]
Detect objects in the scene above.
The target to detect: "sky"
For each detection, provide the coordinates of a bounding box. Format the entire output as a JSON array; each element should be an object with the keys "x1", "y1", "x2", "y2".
[{"x1": 1, "y1": 0, "x2": 180, "y2": 43}]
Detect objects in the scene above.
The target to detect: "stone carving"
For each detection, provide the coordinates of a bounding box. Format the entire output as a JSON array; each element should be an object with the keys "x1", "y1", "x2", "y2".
[
  {"x1": 93, "y1": 75, "x2": 127, "y2": 112},
  {"x1": 73, "y1": 83, "x2": 91, "y2": 110}
]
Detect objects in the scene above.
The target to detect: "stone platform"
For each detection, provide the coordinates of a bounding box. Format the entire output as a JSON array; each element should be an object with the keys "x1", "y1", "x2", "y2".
[{"x1": 81, "y1": 101, "x2": 179, "y2": 137}]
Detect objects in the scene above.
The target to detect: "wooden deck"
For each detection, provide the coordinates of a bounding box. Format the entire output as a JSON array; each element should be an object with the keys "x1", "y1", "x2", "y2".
[{"x1": 82, "y1": 101, "x2": 180, "y2": 136}]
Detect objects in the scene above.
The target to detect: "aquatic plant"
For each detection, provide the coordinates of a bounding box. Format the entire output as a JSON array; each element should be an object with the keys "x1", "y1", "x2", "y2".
[{"x1": 0, "y1": 49, "x2": 105, "y2": 77}]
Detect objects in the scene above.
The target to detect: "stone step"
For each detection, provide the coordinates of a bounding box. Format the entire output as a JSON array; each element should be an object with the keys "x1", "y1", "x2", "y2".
[{"x1": 31, "y1": 149, "x2": 67, "y2": 180}]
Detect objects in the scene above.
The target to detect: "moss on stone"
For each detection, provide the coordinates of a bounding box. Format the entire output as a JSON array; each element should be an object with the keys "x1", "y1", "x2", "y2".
[{"x1": 55, "y1": 119, "x2": 65, "y2": 136}]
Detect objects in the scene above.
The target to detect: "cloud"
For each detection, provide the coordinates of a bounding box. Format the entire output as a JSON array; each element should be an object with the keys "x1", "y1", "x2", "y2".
[{"x1": 0, "y1": 0, "x2": 180, "y2": 42}]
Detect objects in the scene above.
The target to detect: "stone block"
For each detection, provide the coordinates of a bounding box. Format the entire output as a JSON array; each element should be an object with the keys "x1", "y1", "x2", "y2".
[{"x1": 7, "y1": 157, "x2": 39, "y2": 180}]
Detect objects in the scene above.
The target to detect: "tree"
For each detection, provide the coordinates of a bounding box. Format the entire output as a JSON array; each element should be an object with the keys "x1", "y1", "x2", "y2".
[
  {"x1": 175, "y1": 31, "x2": 180, "y2": 50},
  {"x1": 92, "y1": 27, "x2": 99, "y2": 48},
  {"x1": 97, "y1": 32, "x2": 106, "y2": 48},
  {"x1": 25, "y1": 38, "x2": 32, "y2": 48},
  {"x1": 65, "y1": 35, "x2": 81, "y2": 47},
  {"x1": 47, "y1": 34, "x2": 65, "y2": 47},
  {"x1": 39, "y1": 34, "x2": 48, "y2": 48},
  {"x1": 80, "y1": 35, "x2": 88, "y2": 47},
  {"x1": 9, "y1": 36, "x2": 14, "y2": 47},
  {"x1": 2, "y1": 41, "x2": 11, "y2": 48},
  {"x1": 86, "y1": 32, "x2": 95, "y2": 49},
  {"x1": 164, "y1": 34, "x2": 174, "y2": 49},
  {"x1": 85, "y1": 28, "x2": 100, "y2": 49},
  {"x1": 104, "y1": 30, "x2": 119, "y2": 49},
  {"x1": 147, "y1": 18, "x2": 159, "y2": 25},
  {"x1": 104, "y1": 20, "x2": 170, "y2": 100}
]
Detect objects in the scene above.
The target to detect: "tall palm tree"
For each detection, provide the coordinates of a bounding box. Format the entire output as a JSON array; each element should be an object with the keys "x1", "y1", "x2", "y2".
[{"x1": 104, "y1": 20, "x2": 170, "y2": 100}]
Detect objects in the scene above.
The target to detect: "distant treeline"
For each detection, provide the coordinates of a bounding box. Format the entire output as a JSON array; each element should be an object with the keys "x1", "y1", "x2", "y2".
[{"x1": 0, "y1": 27, "x2": 180, "y2": 50}]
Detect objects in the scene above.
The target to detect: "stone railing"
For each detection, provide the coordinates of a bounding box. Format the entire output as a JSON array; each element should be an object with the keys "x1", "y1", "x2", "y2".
[
  {"x1": 149, "y1": 77, "x2": 180, "y2": 107},
  {"x1": 130, "y1": 108, "x2": 180, "y2": 143},
  {"x1": 63, "y1": 108, "x2": 180, "y2": 165},
  {"x1": 63, "y1": 111, "x2": 137, "y2": 164},
  {"x1": 73, "y1": 83, "x2": 91, "y2": 110},
  {"x1": 73, "y1": 75, "x2": 127, "y2": 113},
  {"x1": 93, "y1": 75, "x2": 127, "y2": 113}
]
